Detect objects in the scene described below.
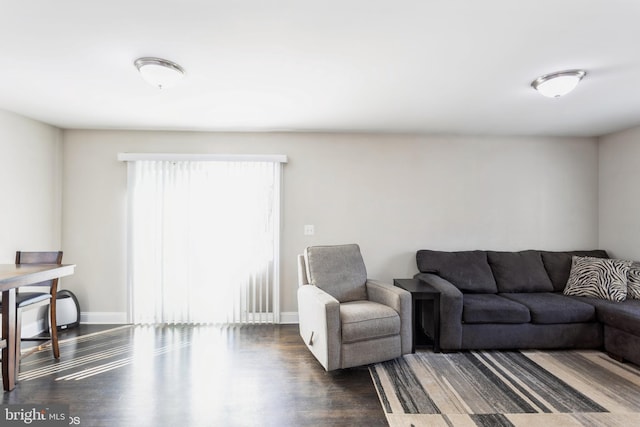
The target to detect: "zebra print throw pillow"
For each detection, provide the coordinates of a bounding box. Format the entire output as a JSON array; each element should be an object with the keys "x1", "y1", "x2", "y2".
[
  {"x1": 628, "y1": 262, "x2": 640, "y2": 300},
  {"x1": 563, "y1": 256, "x2": 631, "y2": 302}
]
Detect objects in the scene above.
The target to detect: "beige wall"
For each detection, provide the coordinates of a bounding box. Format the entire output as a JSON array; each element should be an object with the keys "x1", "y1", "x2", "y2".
[
  {"x1": 599, "y1": 126, "x2": 640, "y2": 260},
  {"x1": 0, "y1": 109, "x2": 62, "y2": 261},
  {"x1": 1, "y1": 107, "x2": 634, "y2": 323},
  {"x1": 62, "y1": 130, "x2": 599, "y2": 321},
  {"x1": 0, "y1": 109, "x2": 63, "y2": 335}
]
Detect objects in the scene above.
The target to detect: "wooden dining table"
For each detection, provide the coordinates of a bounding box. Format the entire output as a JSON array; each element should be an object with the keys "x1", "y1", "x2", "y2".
[{"x1": 0, "y1": 263, "x2": 75, "y2": 391}]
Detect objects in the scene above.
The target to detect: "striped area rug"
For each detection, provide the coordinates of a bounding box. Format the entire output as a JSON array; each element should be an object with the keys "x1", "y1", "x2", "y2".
[{"x1": 370, "y1": 350, "x2": 640, "y2": 427}]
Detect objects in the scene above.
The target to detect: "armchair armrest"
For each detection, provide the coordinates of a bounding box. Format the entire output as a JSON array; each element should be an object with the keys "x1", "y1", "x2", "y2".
[
  {"x1": 297, "y1": 254, "x2": 309, "y2": 286},
  {"x1": 414, "y1": 273, "x2": 463, "y2": 350},
  {"x1": 366, "y1": 280, "x2": 412, "y2": 355},
  {"x1": 297, "y1": 284, "x2": 341, "y2": 371}
]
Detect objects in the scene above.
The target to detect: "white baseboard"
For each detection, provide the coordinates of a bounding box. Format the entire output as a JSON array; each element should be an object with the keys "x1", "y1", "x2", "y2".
[
  {"x1": 80, "y1": 312, "x2": 298, "y2": 324},
  {"x1": 80, "y1": 312, "x2": 128, "y2": 324},
  {"x1": 13, "y1": 310, "x2": 297, "y2": 331},
  {"x1": 2, "y1": 306, "x2": 50, "y2": 338},
  {"x1": 279, "y1": 312, "x2": 299, "y2": 324},
  {"x1": 22, "y1": 320, "x2": 48, "y2": 337}
]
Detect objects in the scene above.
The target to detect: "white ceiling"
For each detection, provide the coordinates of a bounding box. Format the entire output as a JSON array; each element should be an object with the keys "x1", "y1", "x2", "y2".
[{"x1": 2, "y1": 1, "x2": 640, "y2": 136}]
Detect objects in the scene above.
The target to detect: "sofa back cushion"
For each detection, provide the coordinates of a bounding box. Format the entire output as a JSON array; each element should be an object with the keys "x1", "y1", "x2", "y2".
[
  {"x1": 487, "y1": 250, "x2": 554, "y2": 293},
  {"x1": 304, "y1": 244, "x2": 368, "y2": 302},
  {"x1": 416, "y1": 250, "x2": 497, "y2": 293},
  {"x1": 541, "y1": 250, "x2": 609, "y2": 291}
]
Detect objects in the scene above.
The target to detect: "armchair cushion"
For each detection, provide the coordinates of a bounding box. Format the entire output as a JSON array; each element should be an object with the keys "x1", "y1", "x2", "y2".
[
  {"x1": 340, "y1": 300, "x2": 400, "y2": 343},
  {"x1": 304, "y1": 244, "x2": 367, "y2": 302}
]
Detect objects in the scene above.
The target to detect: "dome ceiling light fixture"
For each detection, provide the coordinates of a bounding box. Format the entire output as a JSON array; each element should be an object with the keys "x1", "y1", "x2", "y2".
[
  {"x1": 134, "y1": 57, "x2": 185, "y2": 89},
  {"x1": 531, "y1": 69, "x2": 586, "y2": 98}
]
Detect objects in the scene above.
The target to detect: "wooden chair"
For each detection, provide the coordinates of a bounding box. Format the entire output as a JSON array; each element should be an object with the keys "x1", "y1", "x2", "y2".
[{"x1": 10, "y1": 251, "x2": 63, "y2": 371}]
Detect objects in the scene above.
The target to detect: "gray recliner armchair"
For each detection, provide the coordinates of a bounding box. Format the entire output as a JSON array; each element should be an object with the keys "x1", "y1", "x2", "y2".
[{"x1": 297, "y1": 244, "x2": 411, "y2": 371}]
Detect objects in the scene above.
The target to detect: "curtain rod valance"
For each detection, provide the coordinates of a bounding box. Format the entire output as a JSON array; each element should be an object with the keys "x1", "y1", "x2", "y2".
[{"x1": 117, "y1": 153, "x2": 288, "y2": 163}]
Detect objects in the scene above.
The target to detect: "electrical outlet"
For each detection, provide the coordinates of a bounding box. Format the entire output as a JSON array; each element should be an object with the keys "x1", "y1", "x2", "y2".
[{"x1": 304, "y1": 225, "x2": 315, "y2": 235}]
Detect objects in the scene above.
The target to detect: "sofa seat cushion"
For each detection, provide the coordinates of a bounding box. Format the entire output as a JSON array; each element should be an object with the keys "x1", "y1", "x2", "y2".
[
  {"x1": 500, "y1": 292, "x2": 596, "y2": 324},
  {"x1": 487, "y1": 250, "x2": 554, "y2": 293},
  {"x1": 416, "y1": 250, "x2": 497, "y2": 293},
  {"x1": 575, "y1": 297, "x2": 640, "y2": 336},
  {"x1": 462, "y1": 294, "x2": 530, "y2": 324},
  {"x1": 340, "y1": 300, "x2": 400, "y2": 343},
  {"x1": 541, "y1": 250, "x2": 609, "y2": 291}
]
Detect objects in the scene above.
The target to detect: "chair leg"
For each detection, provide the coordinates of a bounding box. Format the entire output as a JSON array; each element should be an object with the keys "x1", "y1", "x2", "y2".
[
  {"x1": 50, "y1": 301, "x2": 60, "y2": 359},
  {"x1": 15, "y1": 308, "x2": 22, "y2": 379}
]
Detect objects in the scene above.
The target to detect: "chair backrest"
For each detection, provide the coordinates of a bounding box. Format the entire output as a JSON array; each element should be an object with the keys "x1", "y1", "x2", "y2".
[
  {"x1": 303, "y1": 244, "x2": 367, "y2": 302},
  {"x1": 16, "y1": 251, "x2": 63, "y2": 265},
  {"x1": 15, "y1": 251, "x2": 64, "y2": 291}
]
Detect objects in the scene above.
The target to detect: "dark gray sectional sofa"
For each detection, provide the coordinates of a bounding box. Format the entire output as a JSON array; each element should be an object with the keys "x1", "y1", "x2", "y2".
[{"x1": 414, "y1": 249, "x2": 640, "y2": 366}]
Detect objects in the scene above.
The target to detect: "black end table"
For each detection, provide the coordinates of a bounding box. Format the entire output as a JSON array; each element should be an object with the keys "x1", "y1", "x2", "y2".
[{"x1": 394, "y1": 278, "x2": 440, "y2": 352}]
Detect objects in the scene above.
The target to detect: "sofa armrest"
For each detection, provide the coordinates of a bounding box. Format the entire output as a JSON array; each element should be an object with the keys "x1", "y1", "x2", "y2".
[
  {"x1": 297, "y1": 284, "x2": 341, "y2": 371},
  {"x1": 414, "y1": 272, "x2": 464, "y2": 350},
  {"x1": 366, "y1": 279, "x2": 412, "y2": 355}
]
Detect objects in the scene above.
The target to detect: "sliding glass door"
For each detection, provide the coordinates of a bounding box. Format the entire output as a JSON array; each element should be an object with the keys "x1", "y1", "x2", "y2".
[{"x1": 123, "y1": 155, "x2": 284, "y2": 325}]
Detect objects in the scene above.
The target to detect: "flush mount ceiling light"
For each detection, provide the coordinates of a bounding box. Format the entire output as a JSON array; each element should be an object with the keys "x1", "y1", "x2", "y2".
[
  {"x1": 531, "y1": 70, "x2": 586, "y2": 98},
  {"x1": 134, "y1": 57, "x2": 185, "y2": 89}
]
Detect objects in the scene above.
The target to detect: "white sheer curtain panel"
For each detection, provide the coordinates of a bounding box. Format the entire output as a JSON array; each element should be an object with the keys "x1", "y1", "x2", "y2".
[{"x1": 126, "y1": 158, "x2": 282, "y2": 325}]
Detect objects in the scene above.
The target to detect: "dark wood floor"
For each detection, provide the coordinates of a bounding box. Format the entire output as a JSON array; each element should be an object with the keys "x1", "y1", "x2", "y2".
[{"x1": 2, "y1": 324, "x2": 388, "y2": 427}]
